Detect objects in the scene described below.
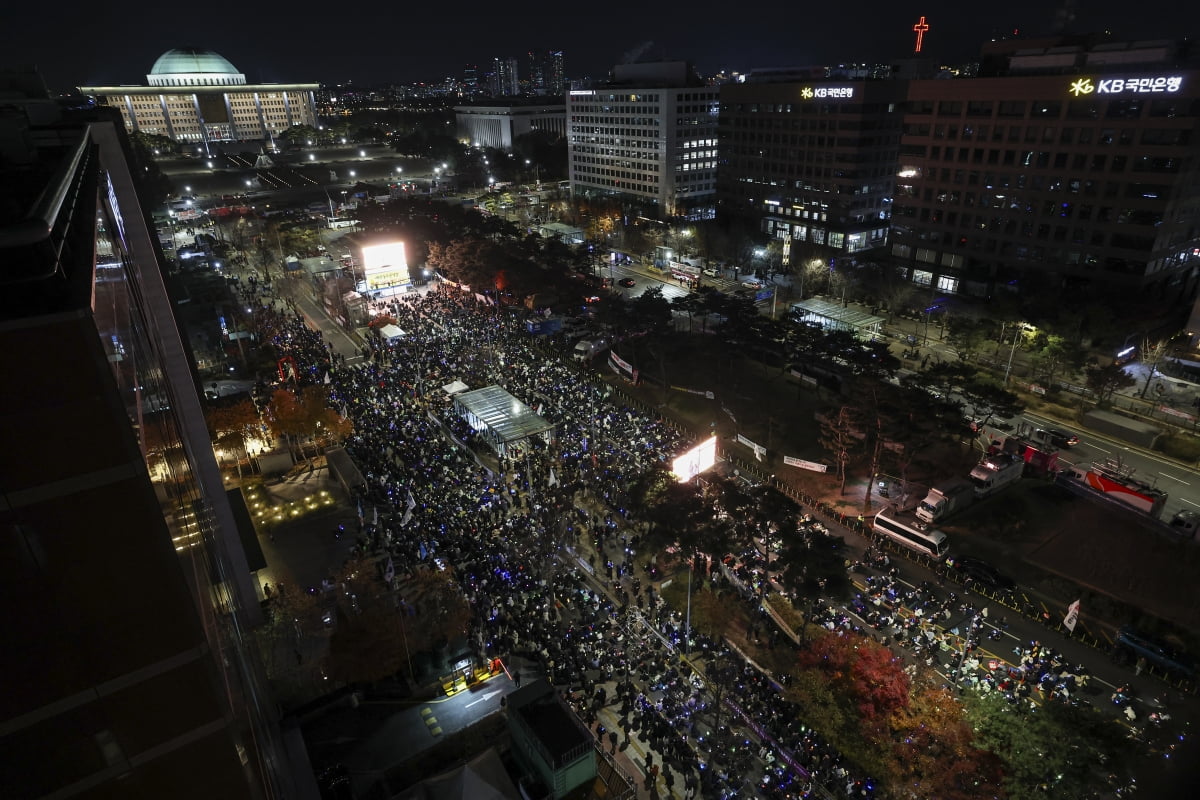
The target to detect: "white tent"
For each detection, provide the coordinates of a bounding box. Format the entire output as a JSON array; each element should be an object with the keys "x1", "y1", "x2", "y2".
[
  {"x1": 392, "y1": 748, "x2": 520, "y2": 800},
  {"x1": 379, "y1": 323, "x2": 406, "y2": 342},
  {"x1": 441, "y1": 379, "x2": 469, "y2": 395}
]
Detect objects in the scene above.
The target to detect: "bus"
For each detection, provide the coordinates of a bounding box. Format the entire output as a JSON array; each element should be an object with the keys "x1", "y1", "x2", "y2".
[{"x1": 872, "y1": 507, "x2": 949, "y2": 559}]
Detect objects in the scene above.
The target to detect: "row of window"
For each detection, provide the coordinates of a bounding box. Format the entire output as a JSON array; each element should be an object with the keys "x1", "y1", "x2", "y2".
[
  {"x1": 911, "y1": 147, "x2": 1186, "y2": 174},
  {"x1": 903, "y1": 122, "x2": 1191, "y2": 148},
  {"x1": 910, "y1": 97, "x2": 1194, "y2": 120},
  {"x1": 899, "y1": 167, "x2": 1170, "y2": 196},
  {"x1": 894, "y1": 214, "x2": 1162, "y2": 250}
]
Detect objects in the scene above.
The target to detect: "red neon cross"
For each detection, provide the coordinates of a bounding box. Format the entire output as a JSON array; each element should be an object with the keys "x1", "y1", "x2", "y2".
[{"x1": 913, "y1": 15, "x2": 930, "y2": 53}]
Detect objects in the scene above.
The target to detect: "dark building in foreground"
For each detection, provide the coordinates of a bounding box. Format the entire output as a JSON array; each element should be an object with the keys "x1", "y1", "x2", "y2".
[
  {"x1": 0, "y1": 70, "x2": 291, "y2": 799},
  {"x1": 890, "y1": 37, "x2": 1200, "y2": 300}
]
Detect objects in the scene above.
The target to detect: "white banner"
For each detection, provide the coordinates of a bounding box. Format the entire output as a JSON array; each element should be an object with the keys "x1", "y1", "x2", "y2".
[
  {"x1": 736, "y1": 434, "x2": 766, "y2": 461},
  {"x1": 1063, "y1": 599, "x2": 1081, "y2": 632},
  {"x1": 784, "y1": 456, "x2": 828, "y2": 473}
]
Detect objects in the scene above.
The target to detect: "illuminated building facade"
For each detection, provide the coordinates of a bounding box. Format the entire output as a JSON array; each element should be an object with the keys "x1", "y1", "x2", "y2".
[
  {"x1": 0, "y1": 70, "x2": 294, "y2": 798},
  {"x1": 78, "y1": 47, "x2": 318, "y2": 148},
  {"x1": 716, "y1": 76, "x2": 907, "y2": 257},
  {"x1": 455, "y1": 103, "x2": 566, "y2": 150},
  {"x1": 567, "y1": 61, "x2": 718, "y2": 218},
  {"x1": 890, "y1": 38, "x2": 1200, "y2": 298}
]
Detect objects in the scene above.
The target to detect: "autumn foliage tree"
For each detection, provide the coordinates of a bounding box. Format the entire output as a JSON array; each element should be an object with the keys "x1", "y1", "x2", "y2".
[
  {"x1": 266, "y1": 385, "x2": 352, "y2": 461},
  {"x1": 797, "y1": 630, "x2": 911, "y2": 730}
]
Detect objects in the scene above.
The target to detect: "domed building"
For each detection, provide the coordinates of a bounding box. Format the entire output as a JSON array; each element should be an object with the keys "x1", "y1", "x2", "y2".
[{"x1": 78, "y1": 47, "x2": 317, "y2": 148}]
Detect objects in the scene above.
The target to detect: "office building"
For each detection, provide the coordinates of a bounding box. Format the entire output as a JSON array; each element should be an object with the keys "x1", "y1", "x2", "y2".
[
  {"x1": 78, "y1": 47, "x2": 318, "y2": 150},
  {"x1": 490, "y1": 57, "x2": 520, "y2": 97},
  {"x1": 526, "y1": 50, "x2": 565, "y2": 96},
  {"x1": 567, "y1": 61, "x2": 718, "y2": 218},
  {"x1": 890, "y1": 37, "x2": 1200, "y2": 299},
  {"x1": 716, "y1": 74, "x2": 906, "y2": 258},
  {"x1": 455, "y1": 102, "x2": 566, "y2": 150},
  {"x1": 0, "y1": 69, "x2": 290, "y2": 799}
]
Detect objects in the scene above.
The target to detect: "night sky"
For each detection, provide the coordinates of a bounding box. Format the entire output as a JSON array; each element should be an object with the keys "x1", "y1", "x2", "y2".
[{"x1": 8, "y1": 0, "x2": 1200, "y2": 92}]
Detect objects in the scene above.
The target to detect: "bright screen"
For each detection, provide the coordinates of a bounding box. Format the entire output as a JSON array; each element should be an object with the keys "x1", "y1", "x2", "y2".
[
  {"x1": 360, "y1": 242, "x2": 409, "y2": 290},
  {"x1": 672, "y1": 435, "x2": 717, "y2": 482}
]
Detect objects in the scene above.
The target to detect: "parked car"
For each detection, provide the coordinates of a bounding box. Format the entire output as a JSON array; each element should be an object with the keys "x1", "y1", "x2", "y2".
[
  {"x1": 946, "y1": 555, "x2": 1016, "y2": 591},
  {"x1": 741, "y1": 277, "x2": 764, "y2": 289},
  {"x1": 702, "y1": 266, "x2": 720, "y2": 277},
  {"x1": 1043, "y1": 429, "x2": 1079, "y2": 447}
]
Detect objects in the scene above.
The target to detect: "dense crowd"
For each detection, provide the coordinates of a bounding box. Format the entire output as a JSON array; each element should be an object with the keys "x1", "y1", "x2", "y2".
[{"x1": 257, "y1": 286, "x2": 882, "y2": 797}]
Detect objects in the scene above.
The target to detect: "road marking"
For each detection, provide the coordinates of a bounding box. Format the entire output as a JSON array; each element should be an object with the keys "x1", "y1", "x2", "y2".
[
  {"x1": 1182, "y1": 498, "x2": 1200, "y2": 508},
  {"x1": 1088, "y1": 443, "x2": 1111, "y2": 454},
  {"x1": 464, "y1": 689, "x2": 502, "y2": 708},
  {"x1": 1158, "y1": 472, "x2": 1191, "y2": 486}
]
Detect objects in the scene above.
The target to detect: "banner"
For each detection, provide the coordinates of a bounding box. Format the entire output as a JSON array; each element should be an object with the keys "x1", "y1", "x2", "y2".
[
  {"x1": 671, "y1": 385, "x2": 715, "y2": 399},
  {"x1": 722, "y1": 405, "x2": 737, "y2": 423},
  {"x1": 1063, "y1": 599, "x2": 1081, "y2": 632},
  {"x1": 784, "y1": 456, "x2": 828, "y2": 473},
  {"x1": 737, "y1": 433, "x2": 766, "y2": 461}
]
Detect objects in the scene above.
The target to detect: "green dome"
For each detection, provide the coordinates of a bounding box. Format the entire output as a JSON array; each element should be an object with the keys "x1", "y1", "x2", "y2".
[{"x1": 150, "y1": 47, "x2": 239, "y2": 76}]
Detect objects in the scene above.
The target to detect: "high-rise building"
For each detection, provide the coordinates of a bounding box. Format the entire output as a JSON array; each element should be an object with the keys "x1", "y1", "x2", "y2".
[
  {"x1": 567, "y1": 61, "x2": 719, "y2": 218},
  {"x1": 0, "y1": 69, "x2": 291, "y2": 799},
  {"x1": 717, "y1": 73, "x2": 907, "y2": 258},
  {"x1": 78, "y1": 47, "x2": 318, "y2": 150},
  {"x1": 890, "y1": 37, "x2": 1200, "y2": 299},
  {"x1": 490, "y1": 57, "x2": 520, "y2": 97},
  {"x1": 526, "y1": 50, "x2": 565, "y2": 96}
]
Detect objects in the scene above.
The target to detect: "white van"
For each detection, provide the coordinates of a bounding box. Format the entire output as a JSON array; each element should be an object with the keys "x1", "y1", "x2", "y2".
[{"x1": 573, "y1": 336, "x2": 611, "y2": 362}]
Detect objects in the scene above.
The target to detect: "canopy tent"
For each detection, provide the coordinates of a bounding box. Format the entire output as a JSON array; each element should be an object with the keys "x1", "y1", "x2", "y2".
[
  {"x1": 441, "y1": 379, "x2": 469, "y2": 395},
  {"x1": 378, "y1": 323, "x2": 406, "y2": 341},
  {"x1": 452, "y1": 385, "x2": 556, "y2": 457},
  {"x1": 789, "y1": 297, "x2": 884, "y2": 338},
  {"x1": 392, "y1": 747, "x2": 521, "y2": 800}
]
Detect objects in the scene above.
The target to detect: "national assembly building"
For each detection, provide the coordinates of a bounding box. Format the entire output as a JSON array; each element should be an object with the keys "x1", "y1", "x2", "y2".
[{"x1": 78, "y1": 46, "x2": 318, "y2": 150}]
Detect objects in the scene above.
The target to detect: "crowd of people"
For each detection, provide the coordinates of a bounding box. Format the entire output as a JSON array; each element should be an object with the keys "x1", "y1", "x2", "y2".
[
  {"x1": 256, "y1": 285, "x2": 891, "y2": 797},
  {"x1": 262, "y1": 283, "x2": 1168, "y2": 799}
]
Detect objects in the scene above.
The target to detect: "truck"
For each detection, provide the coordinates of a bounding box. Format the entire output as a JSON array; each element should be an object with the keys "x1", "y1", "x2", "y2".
[
  {"x1": 968, "y1": 451, "x2": 1024, "y2": 497},
  {"x1": 916, "y1": 479, "x2": 975, "y2": 524},
  {"x1": 572, "y1": 336, "x2": 611, "y2": 362},
  {"x1": 524, "y1": 316, "x2": 563, "y2": 336},
  {"x1": 1064, "y1": 460, "x2": 1167, "y2": 519}
]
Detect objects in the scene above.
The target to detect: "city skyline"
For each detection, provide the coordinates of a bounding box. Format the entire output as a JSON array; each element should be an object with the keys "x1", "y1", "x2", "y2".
[{"x1": 9, "y1": 0, "x2": 1200, "y2": 93}]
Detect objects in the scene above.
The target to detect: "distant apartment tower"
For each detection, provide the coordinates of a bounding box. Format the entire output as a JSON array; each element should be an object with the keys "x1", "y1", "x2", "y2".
[
  {"x1": 890, "y1": 36, "x2": 1200, "y2": 299},
  {"x1": 463, "y1": 63, "x2": 480, "y2": 94},
  {"x1": 717, "y1": 72, "x2": 906, "y2": 258},
  {"x1": 490, "y1": 57, "x2": 520, "y2": 97},
  {"x1": 567, "y1": 61, "x2": 718, "y2": 218},
  {"x1": 526, "y1": 50, "x2": 565, "y2": 96},
  {"x1": 78, "y1": 47, "x2": 318, "y2": 149},
  {"x1": 0, "y1": 70, "x2": 292, "y2": 798}
]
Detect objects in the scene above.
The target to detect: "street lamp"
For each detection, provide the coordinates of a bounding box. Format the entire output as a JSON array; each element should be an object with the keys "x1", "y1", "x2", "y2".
[{"x1": 359, "y1": 149, "x2": 366, "y2": 158}]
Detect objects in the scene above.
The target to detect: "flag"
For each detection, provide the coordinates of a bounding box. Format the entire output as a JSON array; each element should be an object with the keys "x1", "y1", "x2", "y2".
[
  {"x1": 384, "y1": 557, "x2": 395, "y2": 584},
  {"x1": 324, "y1": 371, "x2": 331, "y2": 385},
  {"x1": 581, "y1": 437, "x2": 588, "y2": 452},
  {"x1": 402, "y1": 490, "x2": 416, "y2": 526},
  {"x1": 1063, "y1": 599, "x2": 1081, "y2": 632},
  {"x1": 356, "y1": 498, "x2": 363, "y2": 523},
  {"x1": 548, "y1": 467, "x2": 558, "y2": 488},
  {"x1": 418, "y1": 541, "x2": 428, "y2": 560},
  {"x1": 536, "y1": 403, "x2": 544, "y2": 415},
  {"x1": 372, "y1": 505, "x2": 379, "y2": 527}
]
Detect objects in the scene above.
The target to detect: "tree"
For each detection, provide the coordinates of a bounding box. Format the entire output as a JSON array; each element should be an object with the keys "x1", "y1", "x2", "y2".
[
  {"x1": 817, "y1": 405, "x2": 865, "y2": 495},
  {"x1": 1084, "y1": 360, "x2": 1136, "y2": 405},
  {"x1": 205, "y1": 397, "x2": 260, "y2": 476},
  {"x1": 963, "y1": 691, "x2": 1128, "y2": 800},
  {"x1": 944, "y1": 316, "x2": 991, "y2": 362},
  {"x1": 1028, "y1": 334, "x2": 1086, "y2": 390},
  {"x1": 888, "y1": 683, "x2": 1005, "y2": 800}
]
